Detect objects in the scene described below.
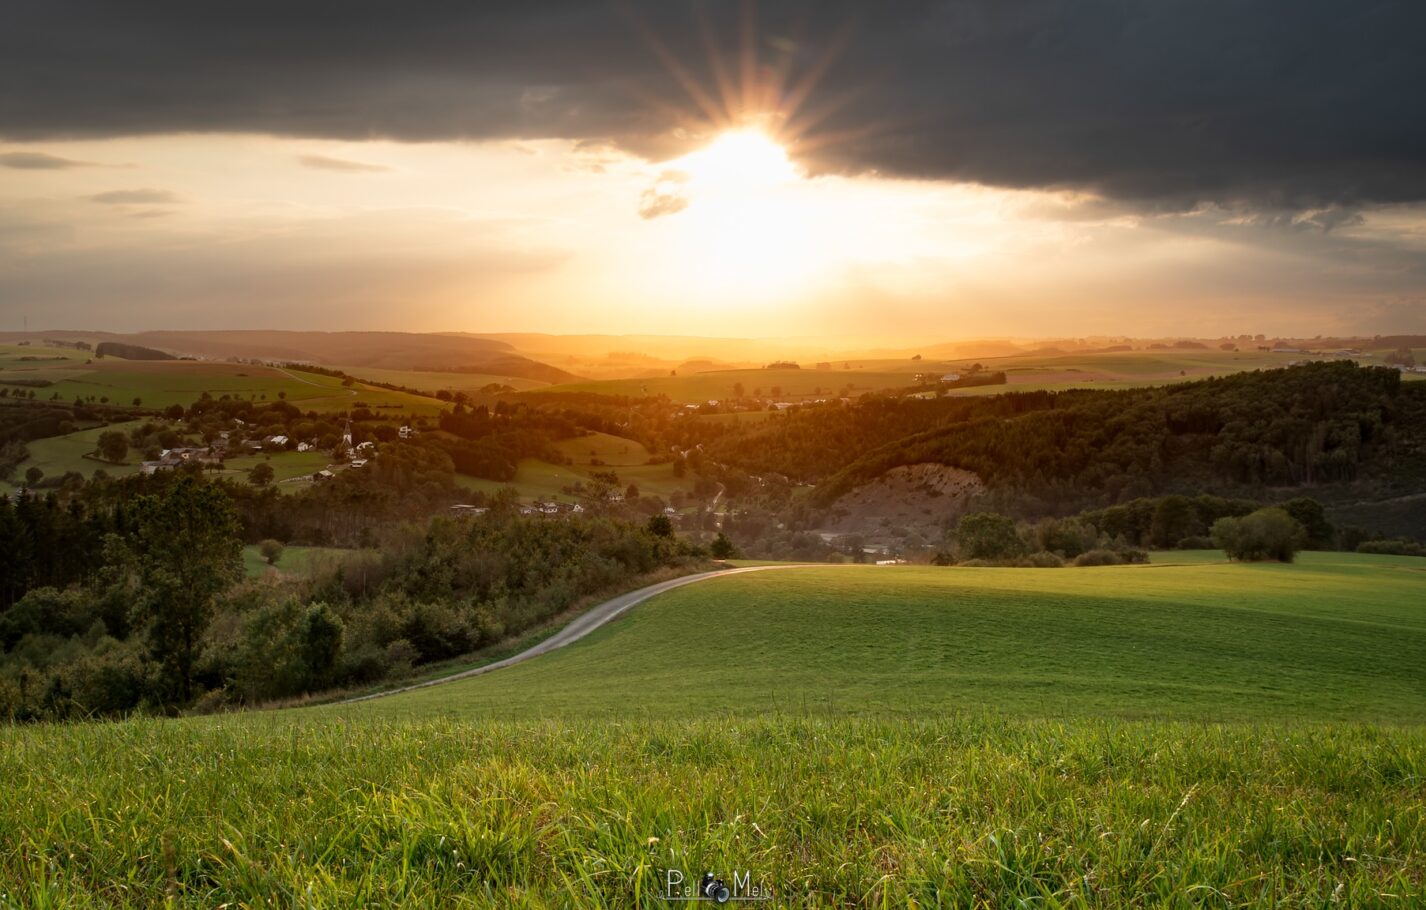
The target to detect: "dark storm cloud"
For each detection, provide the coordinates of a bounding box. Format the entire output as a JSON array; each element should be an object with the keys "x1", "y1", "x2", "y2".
[
  {"x1": 2, "y1": 1, "x2": 1424, "y2": 210},
  {"x1": 87, "y1": 189, "x2": 183, "y2": 205},
  {"x1": 0, "y1": 151, "x2": 94, "y2": 169}
]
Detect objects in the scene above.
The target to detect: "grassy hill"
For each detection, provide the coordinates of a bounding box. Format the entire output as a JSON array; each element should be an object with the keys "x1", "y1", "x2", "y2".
[
  {"x1": 3, "y1": 552, "x2": 1424, "y2": 906},
  {"x1": 340, "y1": 552, "x2": 1426, "y2": 723},
  {"x1": 0, "y1": 344, "x2": 448, "y2": 414}
]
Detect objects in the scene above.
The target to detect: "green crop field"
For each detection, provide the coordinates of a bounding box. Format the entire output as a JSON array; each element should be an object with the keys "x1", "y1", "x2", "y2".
[{"x1": 4, "y1": 553, "x2": 1425, "y2": 906}]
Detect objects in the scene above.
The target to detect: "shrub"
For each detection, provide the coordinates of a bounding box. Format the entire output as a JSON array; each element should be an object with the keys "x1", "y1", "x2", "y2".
[
  {"x1": 1212, "y1": 507, "x2": 1306, "y2": 563},
  {"x1": 1024, "y1": 551, "x2": 1065, "y2": 568},
  {"x1": 1356, "y1": 538, "x2": 1426, "y2": 557},
  {"x1": 955, "y1": 512, "x2": 1025, "y2": 561},
  {"x1": 1177, "y1": 535, "x2": 1215, "y2": 550},
  {"x1": 259, "y1": 539, "x2": 285, "y2": 565},
  {"x1": 1075, "y1": 549, "x2": 1123, "y2": 567}
]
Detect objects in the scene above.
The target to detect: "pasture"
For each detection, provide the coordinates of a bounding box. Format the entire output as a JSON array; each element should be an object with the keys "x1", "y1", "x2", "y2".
[
  {"x1": 1, "y1": 420, "x2": 146, "y2": 489},
  {"x1": 2, "y1": 551, "x2": 1425, "y2": 905},
  {"x1": 0, "y1": 345, "x2": 446, "y2": 415},
  {"x1": 343, "y1": 552, "x2": 1426, "y2": 723}
]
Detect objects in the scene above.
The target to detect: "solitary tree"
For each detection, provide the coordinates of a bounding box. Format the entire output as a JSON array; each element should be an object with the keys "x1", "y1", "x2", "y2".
[
  {"x1": 710, "y1": 532, "x2": 738, "y2": 559},
  {"x1": 259, "y1": 538, "x2": 285, "y2": 565},
  {"x1": 24, "y1": 466, "x2": 42, "y2": 487},
  {"x1": 1212, "y1": 507, "x2": 1306, "y2": 563},
  {"x1": 97, "y1": 430, "x2": 128, "y2": 463},
  {"x1": 248, "y1": 462, "x2": 275, "y2": 486},
  {"x1": 646, "y1": 514, "x2": 674, "y2": 538},
  {"x1": 128, "y1": 477, "x2": 243, "y2": 702}
]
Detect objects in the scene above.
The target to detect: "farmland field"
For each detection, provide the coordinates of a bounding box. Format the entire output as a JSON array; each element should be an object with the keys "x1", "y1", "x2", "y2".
[
  {"x1": 530, "y1": 367, "x2": 909, "y2": 403},
  {"x1": 0, "y1": 419, "x2": 146, "y2": 490},
  {"x1": 346, "y1": 552, "x2": 1426, "y2": 723},
  {"x1": 0, "y1": 345, "x2": 447, "y2": 415},
  {"x1": 331, "y1": 365, "x2": 549, "y2": 393},
  {"x1": 456, "y1": 432, "x2": 690, "y2": 502},
  {"x1": 3, "y1": 553, "x2": 1424, "y2": 906}
]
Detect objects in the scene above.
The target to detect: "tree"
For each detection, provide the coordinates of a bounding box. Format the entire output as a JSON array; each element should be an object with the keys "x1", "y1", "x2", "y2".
[
  {"x1": 955, "y1": 512, "x2": 1025, "y2": 561},
  {"x1": 1211, "y1": 507, "x2": 1306, "y2": 563},
  {"x1": 646, "y1": 514, "x2": 674, "y2": 538},
  {"x1": 710, "y1": 532, "x2": 738, "y2": 559},
  {"x1": 1149, "y1": 495, "x2": 1199, "y2": 548},
  {"x1": 128, "y1": 477, "x2": 243, "y2": 702},
  {"x1": 97, "y1": 430, "x2": 129, "y2": 463},
  {"x1": 24, "y1": 466, "x2": 42, "y2": 487},
  {"x1": 248, "y1": 462, "x2": 275, "y2": 486},
  {"x1": 259, "y1": 538, "x2": 285, "y2": 565},
  {"x1": 1280, "y1": 497, "x2": 1334, "y2": 549}
]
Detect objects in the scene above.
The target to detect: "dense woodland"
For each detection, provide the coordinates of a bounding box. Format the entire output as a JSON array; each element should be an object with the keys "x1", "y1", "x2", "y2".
[
  {"x1": 0, "y1": 474, "x2": 705, "y2": 720},
  {"x1": 700, "y1": 363, "x2": 1420, "y2": 516}
]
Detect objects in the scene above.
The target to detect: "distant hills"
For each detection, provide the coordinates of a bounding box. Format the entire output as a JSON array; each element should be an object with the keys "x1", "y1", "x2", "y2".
[{"x1": 3, "y1": 330, "x2": 582, "y2": 384}]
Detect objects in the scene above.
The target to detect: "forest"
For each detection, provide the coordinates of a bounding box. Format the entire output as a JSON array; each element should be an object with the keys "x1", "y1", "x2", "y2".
[{"x1": 0, "y1": 474, "x2": 705, "y2": 720}]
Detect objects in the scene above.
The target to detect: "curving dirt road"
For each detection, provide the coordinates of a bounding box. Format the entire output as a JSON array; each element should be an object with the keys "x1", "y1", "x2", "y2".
[{"x1": 337, "y1": 564, "x2": 823, "y2": 704}]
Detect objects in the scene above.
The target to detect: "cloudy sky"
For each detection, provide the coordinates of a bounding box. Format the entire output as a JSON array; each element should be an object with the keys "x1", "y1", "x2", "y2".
[{"x1": 2, "y1": 0, "x2": 1424, "y2": 340}]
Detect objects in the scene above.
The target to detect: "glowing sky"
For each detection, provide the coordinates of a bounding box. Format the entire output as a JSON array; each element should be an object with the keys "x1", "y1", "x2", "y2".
[{"x1": 2, "y1": 2, "x2": 1424, "y2": 341}]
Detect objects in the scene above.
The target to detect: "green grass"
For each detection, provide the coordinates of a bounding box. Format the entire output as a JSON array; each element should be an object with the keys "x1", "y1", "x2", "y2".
[
  {"x1": 5, "y1": 552, "x2": 1426, "y2": 906},
  {"x1": 240, "y1": 544, "x2": 351, "y2": 578},
  {"x1": 1, "y1": 715, "x2": 1421, "y2": 906},
  {"x1": 456, "y1": 433, "x2": 689, "y2": 502},
  {"x1": 331, "y1": 365, "x2": 549, "y2": 393},
  {"x1": 219, "y1": 451, "x2": 334, "y2": 487},
  {"x1": 3, "y1": 420, "x2": 146, "y2": 490},
  {"x1": 344, "y1": 553, "x2": 1426, "y2": 723},
  {"x1": 0, "y1": 350, "x2": 448, "y2": 415}
]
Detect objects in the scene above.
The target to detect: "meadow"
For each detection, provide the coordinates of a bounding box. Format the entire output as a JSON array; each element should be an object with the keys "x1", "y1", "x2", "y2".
[
  {"x1": 456, "y1": 432, "x2": 692, "y2": 503},
  {"x1": 3, "y1": 553, "x2": 1424, "y2": 906},
  {"x1": 344, "y1": 553, "x2": 1426, "y2": 723},
  {"x1": 1, "y1": 420, "x2": 146, "y2": 489},
  {"x1": 0, "y1": 344, "x2": 445, "y2": 415}
]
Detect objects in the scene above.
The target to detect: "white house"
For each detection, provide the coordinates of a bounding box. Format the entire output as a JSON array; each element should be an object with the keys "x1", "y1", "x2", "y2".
[{"x1": 940, "y1": 373, "x2": 961, "y2": 383}]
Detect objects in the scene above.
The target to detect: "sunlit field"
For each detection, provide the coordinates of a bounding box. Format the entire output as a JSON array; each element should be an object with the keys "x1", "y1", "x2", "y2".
[
  {"x1": 4, "y1": 553, "x2": 1424, "y2": 906},
  {"x1": 0, "y1": 345, "x2": 445, "y2": 414}
]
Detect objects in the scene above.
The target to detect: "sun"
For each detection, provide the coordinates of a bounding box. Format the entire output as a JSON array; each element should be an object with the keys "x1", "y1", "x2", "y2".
[{"x1": 676, "y1": 130, "x2": 798, "y2": 190}]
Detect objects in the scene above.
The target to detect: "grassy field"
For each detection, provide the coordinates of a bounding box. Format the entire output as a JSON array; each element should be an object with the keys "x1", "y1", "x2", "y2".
[
  {"x1": 240, "y1": 544, "x2": 352, "y2": 578},
  {"x1": 343, "y1": 553, "x2": 1426, "y2": 723},
  {"x1": 517, "y1": 349, "x2": 1380, "y2": 404},
  {"x1": 530, "y1": 367, "x2": 909, "y2": 404},
  {"x1": 3, "y1": 553, "x2": 1425, "y2": 906},
  {"x1": 332, "y1": 365, "x2": 549, "y2": 393},
  {"x1": 0, "y1": 344, "x2": 447, "y2": 415},
  {"x1": 1, "y1": 420, "x2": 146, "y2": 490},
  {"x1": 456, "y1": 432, "x2": 691, "y2": 503}
]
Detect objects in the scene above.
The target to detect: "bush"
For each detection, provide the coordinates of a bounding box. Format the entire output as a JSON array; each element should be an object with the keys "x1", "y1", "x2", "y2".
[
  {"x1": 1211, "y1": 507, "x2": 1306, "y2": 563},
  {"x1": 1356, "y1": 538, "x2": 1426, "y2": 557},
  {"x1": 1023, "y1": 551, "x2": 1065, "y2": 568},
  {"x1": 956, "y1": 558, "x2": 992, "y2": 567},
  {"x1": 259, "y1": 538, "x2": 284, "y2": 565},
  {"x1": 955, "y1": 512, "x2": 1025, "y2": 561},
  {"x1": 1074, "y1": 549, "x2": 1123, "y2": 567}
]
